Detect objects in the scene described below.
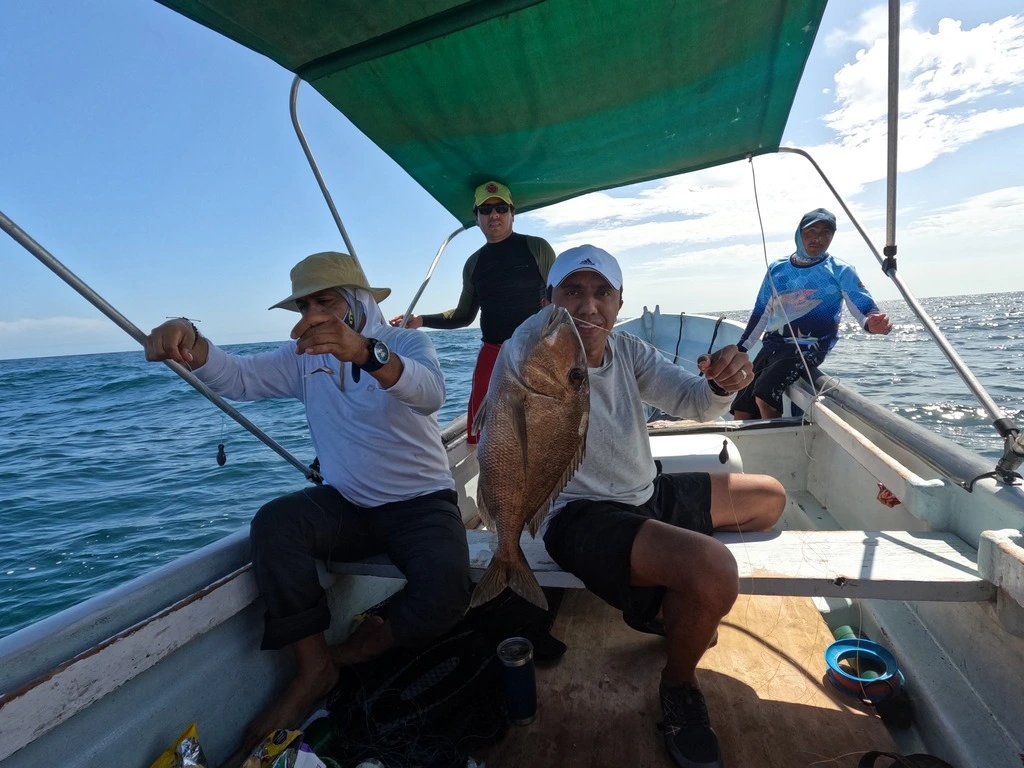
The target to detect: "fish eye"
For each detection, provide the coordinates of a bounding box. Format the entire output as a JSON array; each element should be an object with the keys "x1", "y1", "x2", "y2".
[{"x1": 568, "y1": 368, "x2": 585, "y2": 384}]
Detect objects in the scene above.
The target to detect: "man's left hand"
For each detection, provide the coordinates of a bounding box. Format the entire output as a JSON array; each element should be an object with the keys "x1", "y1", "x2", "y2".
[
  {"x1": 291, "y1": 313, "x2": 368, "y2": 365},
  {"x1": 699, "y1": 345, "x2": 753, "y2": 393},
  {"x1": 866, "y1": 313, "x2": 892, "y2": 335}
]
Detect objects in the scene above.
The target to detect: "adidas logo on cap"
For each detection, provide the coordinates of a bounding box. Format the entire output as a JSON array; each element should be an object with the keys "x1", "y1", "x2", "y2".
[{"x1": 548, "y1": 244, "x2": 623, "y2": 291}]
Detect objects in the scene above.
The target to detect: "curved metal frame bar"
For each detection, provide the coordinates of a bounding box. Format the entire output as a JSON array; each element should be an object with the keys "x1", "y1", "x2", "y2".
[
  {"x1": 288, "y1": 78, "x2": 469, "y2": 328},
  {"x1": 777, "y1": 147, "x2": 1008, "y2": 423},
  {"x1": 400, "y1": 226, "x2": 467, "y2": 327},
  {"x1": 289, "y1": 76, "x2": 361, "y2": 266},
  {"x1": 0, "y1": 210, "x2": 321, "y2": 483}
]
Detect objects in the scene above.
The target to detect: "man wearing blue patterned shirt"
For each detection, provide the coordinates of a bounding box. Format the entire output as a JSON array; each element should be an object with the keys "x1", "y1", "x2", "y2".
[{"x1": 732, "y1": 208, "x2": 892, "y2": 420}]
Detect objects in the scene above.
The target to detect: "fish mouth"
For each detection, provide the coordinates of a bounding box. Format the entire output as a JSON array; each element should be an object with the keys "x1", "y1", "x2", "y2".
[
  {"x1": 542, "y1": 306, "x2": 587, "y2": 363},
  {"x1": 542, "y1": 305, "x2": 574, "y2": 333}
]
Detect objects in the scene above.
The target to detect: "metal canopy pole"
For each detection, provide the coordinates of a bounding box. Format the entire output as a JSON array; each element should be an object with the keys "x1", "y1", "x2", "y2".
[
  {"x1": 0, "y1": 209, "x2": 321, "y2": 483},
  {"x1": 287, "y1": 77, "x2": 469, "y2": 327},
  {"x1": 884, "y1": 0, "x2": 900, "y2": 269},
  {"x1": 777, "y1": 148, "x2": 1006, "y2": 417},
  {"x1": 400, "y1": 226, "x2": 467, "y2": 327},
  {"x1": 775, "y1": 147, "x2": 1021, "y2": 483},
  {"x1": 289, "y1": 76, "x2": 361, "y2": 266}
]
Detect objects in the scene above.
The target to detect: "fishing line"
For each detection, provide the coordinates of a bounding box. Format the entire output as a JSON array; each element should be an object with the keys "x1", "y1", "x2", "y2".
[
  {"x1": 748, "y1": 157, "x2": 849, "y2": 462},
  {"x1": 747, "y1": 161, "x2": 900, "y2": 721},
  {"x1": 570, "y1": 315, "x2": 747, "y2": 388},
  {"x1": 748, "y1": 157, "x2": 825, "y2": 403}
]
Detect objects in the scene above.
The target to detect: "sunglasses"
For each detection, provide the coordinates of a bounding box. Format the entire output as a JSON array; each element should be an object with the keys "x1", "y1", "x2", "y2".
[{"x1": 476, "y1": 203, "x2": 511, "y2": 215}]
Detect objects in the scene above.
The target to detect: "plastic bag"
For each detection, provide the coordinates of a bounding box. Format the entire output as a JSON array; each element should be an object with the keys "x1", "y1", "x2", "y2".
[
  {"x1": 148, "y1": 722, "x2": 209, "y2": 768},
  {"x1": 241, "y1": 728, "x2": 303, "y2": 768}
]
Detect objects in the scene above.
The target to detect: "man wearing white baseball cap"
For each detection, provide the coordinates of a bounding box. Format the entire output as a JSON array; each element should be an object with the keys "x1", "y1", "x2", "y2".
[{"x1": 533, "y1": 244, "x2": 785, "y2": 768}]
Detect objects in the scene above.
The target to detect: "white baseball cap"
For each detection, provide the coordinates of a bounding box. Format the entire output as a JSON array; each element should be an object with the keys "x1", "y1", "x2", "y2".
[{"x1": 547, "y1": 244, "x2": 623, "y2": 291}]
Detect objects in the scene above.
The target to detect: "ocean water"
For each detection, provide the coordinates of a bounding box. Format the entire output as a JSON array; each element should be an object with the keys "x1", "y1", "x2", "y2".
[{"x1": 1, "y1": 291, "x2": 1021, "y2": 638}]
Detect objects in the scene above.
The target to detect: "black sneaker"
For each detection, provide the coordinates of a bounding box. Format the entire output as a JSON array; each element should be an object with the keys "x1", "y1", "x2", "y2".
[{"x1": 658, "y1": 683, "x2": 723, "y2": 768}]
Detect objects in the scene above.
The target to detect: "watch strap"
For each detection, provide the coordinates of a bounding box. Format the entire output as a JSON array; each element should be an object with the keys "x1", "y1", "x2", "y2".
[{"x1": 360, "y1": 337, "x2": 388, "y2": 373}]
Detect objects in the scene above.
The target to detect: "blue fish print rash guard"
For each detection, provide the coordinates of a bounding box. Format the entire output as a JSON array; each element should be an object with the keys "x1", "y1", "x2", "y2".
[{"x1": 737, "y1": 218, "x2": 880, "y2": 356}]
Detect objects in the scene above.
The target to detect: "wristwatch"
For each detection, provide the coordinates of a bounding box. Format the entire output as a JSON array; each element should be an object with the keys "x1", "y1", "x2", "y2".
[
  {"x1": 360, "y1": 338, "x2": 391, "y2": 373},
  {"x1": 707, "y1": 378, "x2": 730, "y2": 396}
]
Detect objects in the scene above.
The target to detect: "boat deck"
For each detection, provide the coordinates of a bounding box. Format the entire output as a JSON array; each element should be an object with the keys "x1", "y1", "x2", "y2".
[{"x1": 478, "y1": 590, "x2": 898, "y2": 767}]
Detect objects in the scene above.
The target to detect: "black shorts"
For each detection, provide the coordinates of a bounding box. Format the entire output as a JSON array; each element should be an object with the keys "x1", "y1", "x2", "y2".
[
  {"x1": 731, "y1": 344, "x2": 826, "y2": 415},
  {"x1": 542, "y1": 473, "x2": 713, "y2": 625}
]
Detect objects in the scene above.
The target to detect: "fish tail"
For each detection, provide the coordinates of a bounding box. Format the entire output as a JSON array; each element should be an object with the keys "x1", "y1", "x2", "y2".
[{"x1": 470, "y1": 548, "x2": 549, "y2": 611}]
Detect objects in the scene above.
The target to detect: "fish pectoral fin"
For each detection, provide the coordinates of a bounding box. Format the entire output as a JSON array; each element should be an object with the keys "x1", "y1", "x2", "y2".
[{"x1": 510, "y1": 390, "x2": 530, "y2": 469}]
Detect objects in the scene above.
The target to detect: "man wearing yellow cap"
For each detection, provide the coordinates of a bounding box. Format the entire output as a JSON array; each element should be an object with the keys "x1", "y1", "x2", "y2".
[
  {"x1": 144, "y1": 251, "x2": 471, "y2": 750},
  {"x1": 390, "y1": 181, "x2": 556, "y2": 443}
]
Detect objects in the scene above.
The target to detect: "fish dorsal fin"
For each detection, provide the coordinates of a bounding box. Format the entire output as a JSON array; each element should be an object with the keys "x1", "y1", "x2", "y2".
[{"x1": 526, "y1": 407, "x2": 589, "y2": 538}]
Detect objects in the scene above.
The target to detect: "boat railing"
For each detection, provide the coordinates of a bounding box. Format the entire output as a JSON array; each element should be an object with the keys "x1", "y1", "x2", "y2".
[{"x1": 793, "y1": 374, "x2": 992, "y2": 491}]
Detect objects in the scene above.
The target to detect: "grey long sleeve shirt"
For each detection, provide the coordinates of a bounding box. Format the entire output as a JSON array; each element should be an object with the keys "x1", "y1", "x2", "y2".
[{"x1": 551, "y1": 329, "x2": 734, "y2": 514}]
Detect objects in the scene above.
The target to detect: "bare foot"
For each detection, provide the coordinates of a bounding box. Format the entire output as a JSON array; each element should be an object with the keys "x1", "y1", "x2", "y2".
[
  {"x1": 332, "y1": 615, "x2": 393, "y2": 667},
  {"x1": 243, "y1": 636, "x2": 340, "y2": 754}
]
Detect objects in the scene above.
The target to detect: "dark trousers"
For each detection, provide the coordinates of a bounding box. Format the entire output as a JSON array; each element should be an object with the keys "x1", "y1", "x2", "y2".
[{"x1": 250, "y1": 484, "x2": 471, "y2": 650}]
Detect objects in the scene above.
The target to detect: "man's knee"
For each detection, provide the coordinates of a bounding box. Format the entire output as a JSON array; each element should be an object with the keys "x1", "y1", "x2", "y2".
[
  {"x1": 250, "y1": 496, "x2": 295, "y2": 548},
  {"x1": 695, "y1": 538, "x2": 739, "y2": 609},
  {"x1": 394, "y1": 564, "x2": 471, "y2": 645},
  {"x1": 754, "y1": 474, "x2": 786, "y2": 529}
]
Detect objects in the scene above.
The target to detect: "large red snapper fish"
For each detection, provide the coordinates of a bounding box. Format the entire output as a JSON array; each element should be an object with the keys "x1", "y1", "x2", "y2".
[{"x1": 470, "y1": 305, "x2": 590, "y2": 610}]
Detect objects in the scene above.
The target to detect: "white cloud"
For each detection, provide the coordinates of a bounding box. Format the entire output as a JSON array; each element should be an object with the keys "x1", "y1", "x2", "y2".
[
  {"x1": 903, "y1": 185, "x2": 1024, "y2": 239},
  {"x1": 0, "y1": 316, "x2": 129, "y2": 358},
  {"x1": 0, "y1": 316, "x2": 110, "y2": 336},
  {"x1": 525, "y1": 7, "x2": 1024, "y2": 309},
  {"x1": 827, "y1": 13, "x2": 1024, "y2": 170}
]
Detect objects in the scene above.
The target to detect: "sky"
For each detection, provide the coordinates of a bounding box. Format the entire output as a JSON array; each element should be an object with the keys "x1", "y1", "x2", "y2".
[{"x1": 1, "y1": 2, "x2": 1023, "y2": 359}]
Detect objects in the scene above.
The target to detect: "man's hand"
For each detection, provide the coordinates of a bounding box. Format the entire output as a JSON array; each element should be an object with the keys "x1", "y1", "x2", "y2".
[
  {"x1": 698, "y1": 345, "x2": 753, "y2": 393},
  {"x1": 144, "y1": 319, "x2": 206, "y2": 367},
  {"x1": 292, "y1": 313, "x2": 369, "y2": 364},
  {"x1": 866, "y1": 313, "x2": 892, "y2": 335},
  {"x1": 389, "y1": 313, "x2": 423, "y2": 329}
]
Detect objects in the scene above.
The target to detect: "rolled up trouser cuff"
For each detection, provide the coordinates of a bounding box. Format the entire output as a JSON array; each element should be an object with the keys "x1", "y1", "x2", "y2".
[{"x1": 260, "y1": 594, "x2": 331, "y2": 650}]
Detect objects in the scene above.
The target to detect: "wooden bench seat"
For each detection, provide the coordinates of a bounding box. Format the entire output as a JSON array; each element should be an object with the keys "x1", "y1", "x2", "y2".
[{"x1": 326, "y1": 528, "x2": 995, "y2": 602}]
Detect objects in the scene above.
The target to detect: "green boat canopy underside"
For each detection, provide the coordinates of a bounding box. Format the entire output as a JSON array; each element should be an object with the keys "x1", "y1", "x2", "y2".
[{"x1": 157, "y1": 0, "x2": 826, "y2": 222}]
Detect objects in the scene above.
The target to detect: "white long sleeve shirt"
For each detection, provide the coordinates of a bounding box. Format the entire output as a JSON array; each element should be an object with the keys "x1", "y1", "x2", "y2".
[{"x1": 194, "y1": 323, "x2": 454, "y2": 507}]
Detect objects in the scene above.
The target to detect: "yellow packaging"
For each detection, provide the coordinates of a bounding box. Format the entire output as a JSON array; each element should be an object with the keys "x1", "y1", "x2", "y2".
[
  {"x1": 148, "y1": 722, "x2": 209, "y2": 768},
  {"x1": 241, "y1": 728, "x2": 302, "y2": 768}
]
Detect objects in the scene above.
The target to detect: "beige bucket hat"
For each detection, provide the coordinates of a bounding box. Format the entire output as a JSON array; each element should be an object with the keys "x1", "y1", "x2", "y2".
[{"x1": 269, "y1": 251, "x2": 391, "y2": 311}]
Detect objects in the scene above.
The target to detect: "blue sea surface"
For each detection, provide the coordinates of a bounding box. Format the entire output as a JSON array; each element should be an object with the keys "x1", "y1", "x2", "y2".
[{"x1": 1, "y1": 292, "x2": 1021, "y2": 638}]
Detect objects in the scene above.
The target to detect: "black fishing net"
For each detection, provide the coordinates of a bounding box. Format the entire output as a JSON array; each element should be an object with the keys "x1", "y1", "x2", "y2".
[{"x1": 303, "y1": 588, "x2": 563, "y2": 768}]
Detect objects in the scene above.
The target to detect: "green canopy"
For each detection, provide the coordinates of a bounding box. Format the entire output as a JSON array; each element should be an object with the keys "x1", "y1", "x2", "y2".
[{"x1": 157, "y1": 0, "x2": 826, "y2": 222}]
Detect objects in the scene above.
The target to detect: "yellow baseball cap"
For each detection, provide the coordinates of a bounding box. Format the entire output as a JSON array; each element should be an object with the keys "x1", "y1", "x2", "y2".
[{"x1": 474, "y1": 181, "x2": 513, "y2": 208}]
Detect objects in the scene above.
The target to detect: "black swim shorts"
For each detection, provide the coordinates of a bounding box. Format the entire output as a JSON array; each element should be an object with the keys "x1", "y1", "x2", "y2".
[
  {"x1": 731, "y1": 344, "x2": 825, "y2": 415},
  {"x1": 542, "y1": 472, "x2": 713, "y2": 626}
]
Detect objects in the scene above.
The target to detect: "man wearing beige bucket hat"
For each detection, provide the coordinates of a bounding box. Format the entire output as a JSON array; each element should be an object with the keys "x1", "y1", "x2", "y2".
[
  {"x1": 144, "y1": 251, "x2": 471, "y2": 749},
  {"x1": 389, "y1": 180, "x2": 556, "y2": 444}
]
